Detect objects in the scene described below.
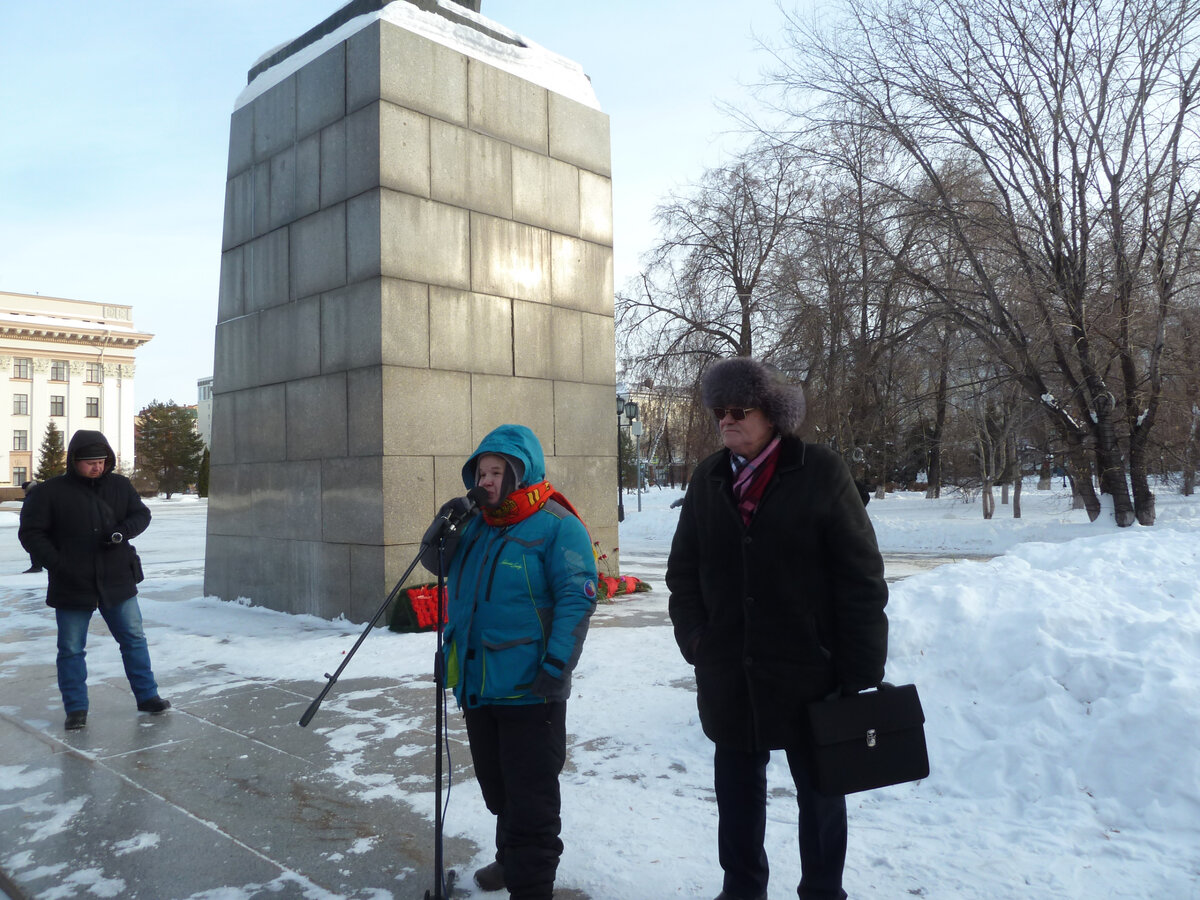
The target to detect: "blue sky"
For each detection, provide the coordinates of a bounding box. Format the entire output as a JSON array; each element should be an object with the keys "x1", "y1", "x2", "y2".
[{"x1": 0, "y1": 1, "x2": 792, "y2": 408}]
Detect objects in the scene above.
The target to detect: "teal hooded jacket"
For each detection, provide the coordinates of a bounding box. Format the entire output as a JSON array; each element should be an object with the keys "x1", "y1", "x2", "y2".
[{"x1": 440, "y1": 425, "x2": 598, "y2": 709}]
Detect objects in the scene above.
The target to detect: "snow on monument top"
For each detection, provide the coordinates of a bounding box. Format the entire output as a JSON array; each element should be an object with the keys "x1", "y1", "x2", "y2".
[{"x1": 236, "y1": 0, "x2": 601, "y2": 112}]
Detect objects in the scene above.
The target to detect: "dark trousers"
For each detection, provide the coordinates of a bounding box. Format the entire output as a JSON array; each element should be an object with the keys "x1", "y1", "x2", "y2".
[
  {"x1": 464, "y1": 701, "x2": 567, "y2": 900},
  {"x1": 714, "y1": 743, "x2": 848, "y2": 900}
]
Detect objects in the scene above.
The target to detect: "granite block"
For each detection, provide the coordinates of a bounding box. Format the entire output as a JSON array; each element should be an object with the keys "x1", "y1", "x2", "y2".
[
  {"x1": 297, "y1": 42, "x2": 346, "y2": 139},
  {"x1": 379, "y1": 191, "x2": 469, "y2": 289},
  {"x1": 469, "y1": 213, "x2": 550, "y2": 304},
  {"x1": 378, "y1": 20, "x2": 468, "y2": 125},
  {"x1": 253, "y1": 75, "x2": 297, "y2": 162},
  {"x1": 550, "y1": 233, "x2": 613, "y2": 315},
  {"x1": 245, "y1": 228, "x2": 290, "y2": 313},
  {"x1": 380, "y1": 102, "x2": 431, "y2": 198},
  {"x1": 290, "y1": 205, "x2": 347, "y2": 301},
  {"x1": 579, "y1": 169, "x2": 613, "y2": 246},
  {"x1": 319, "y1": 121, "x2": 347, "y2": 209},
  {"x1": 428, "y1": 287, "x2": 512, "y2": 375},
  {"x1": 347, "y1": 190, "x2": 382, "y2": 283},
  {"x1": 548, "y1": 92, "x2": 611, "y2": 176},
  {"x1": 469, "y1": 375, "x2": 554, "y2": 446},
  {"x1": 268, "y1": 145, "x2": 297, "y2": 232},
  {"x1": 552, "y1": 380, "x2": 614, "y2": 458},
  {"x1": 430, "y1": 120, "x2": 511, "y2": 218},
  {"x1": 286, "y1": 373, "x2": 349, "y2": 460},
  {"x1": 468, "y1": 59, "x2": 547, "y2": 155},
  {"x1": 380, "y1": 366, "x2": 472, "y2": 456},
  {"x1": 259, "y1": 297, "x2": 322, "y2": 385},
  {"x1": 512, "y1": 147, "x2": 580, "y2": 236},
  {"x1": 296, "y1": 131, "x2": 321, "y2": 218},
  {"x1": 218, "y1": 247, "x2": 245, "y2": 322}
]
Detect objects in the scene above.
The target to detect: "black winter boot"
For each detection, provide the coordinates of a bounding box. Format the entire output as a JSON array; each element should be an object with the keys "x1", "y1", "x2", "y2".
[
  {"x1": 473, "y1": 861, "x2": 506, "y2": 891},
  {"x1": 64, "y1": 710, "x2": 87, "y2": 730},
  {"x1": 137, "y1": 696, "x2": 171, "y2": 714}
]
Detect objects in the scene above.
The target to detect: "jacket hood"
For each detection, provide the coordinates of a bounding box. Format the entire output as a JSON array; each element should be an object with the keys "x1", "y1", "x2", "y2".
[
  {"x1": 66, "y1": 430, "x2": 116, "y2": 476},
  {"x1": 462, "y1": 424, "x2": 546, "y2": 490}
]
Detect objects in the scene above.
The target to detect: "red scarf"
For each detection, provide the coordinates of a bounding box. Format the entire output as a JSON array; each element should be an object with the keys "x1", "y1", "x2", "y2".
[
  {"x1": 731, "y1": 435, "x2": 781, "y2": 525},
  {"x1": 481, "y1": 479, "x2": 586, "y2": 530}
]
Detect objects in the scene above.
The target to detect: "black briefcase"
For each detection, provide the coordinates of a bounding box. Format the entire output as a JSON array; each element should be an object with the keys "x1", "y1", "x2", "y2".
[{"x1": 806, "y1": 683, "x2": 930, "y2": 795}]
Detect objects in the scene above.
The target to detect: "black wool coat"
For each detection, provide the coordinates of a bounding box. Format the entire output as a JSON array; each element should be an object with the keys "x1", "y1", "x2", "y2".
[
  {"x1": 667, "y1": 436, "x2": 889, "y2": 752},
  {"x1": 19, "y1": 433, "x2": 151, "y2": 611}
]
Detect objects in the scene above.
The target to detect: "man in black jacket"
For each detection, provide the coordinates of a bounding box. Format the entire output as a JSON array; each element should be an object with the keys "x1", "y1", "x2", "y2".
[
  {"x1": 667, "y1": 358, "x2": 889, "y2": 900},
  {"x1": 19, "y1": 429, "x2": 169, "y2": 730}
]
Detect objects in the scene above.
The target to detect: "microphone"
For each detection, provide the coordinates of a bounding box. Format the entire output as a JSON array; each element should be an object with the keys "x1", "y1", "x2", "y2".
[
  {"x1": 422, "y1": 487, "x2": 488, "y2": 544},
  {"x1": 451, "y1": 486, "x2": 489, "y2": 525}
]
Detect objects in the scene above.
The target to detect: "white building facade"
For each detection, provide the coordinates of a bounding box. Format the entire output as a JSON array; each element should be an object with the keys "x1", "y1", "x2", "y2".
[
  {"x1": 1, "y1": 291, "x2": 153, "y2": 485},
  {"x1": 196, "y1": 376, "x2": 213, "y2": 448}
]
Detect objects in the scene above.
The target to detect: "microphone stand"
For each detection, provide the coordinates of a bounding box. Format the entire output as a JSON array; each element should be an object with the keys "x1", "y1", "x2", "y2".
[
  {"x1": 427, "y1": 534, "x2": 456, "y2": 899},
  {"x1": 299, "y1": 495, "x2": 481, "y2": 898}
]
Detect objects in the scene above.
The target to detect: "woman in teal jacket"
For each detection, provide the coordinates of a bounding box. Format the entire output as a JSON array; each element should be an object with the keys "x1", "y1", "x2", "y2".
[{"x1": 432, "y1": 424, "x2": 597, "y2": 900}]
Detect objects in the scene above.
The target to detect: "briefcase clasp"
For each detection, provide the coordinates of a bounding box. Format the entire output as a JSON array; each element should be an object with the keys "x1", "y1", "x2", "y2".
[{"x1": 865, "y1": 728, "x2": 877, "y2": 748}]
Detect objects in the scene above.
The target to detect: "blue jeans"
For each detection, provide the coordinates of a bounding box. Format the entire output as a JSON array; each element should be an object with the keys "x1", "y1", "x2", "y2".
[{"x1": 56, "y1": 598, "x2": 159, "y2": 712}]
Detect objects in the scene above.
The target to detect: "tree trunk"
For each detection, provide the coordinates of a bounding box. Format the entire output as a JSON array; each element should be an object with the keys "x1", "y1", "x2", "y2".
[
  {"x1": 926, "y1": 348, "x2": 949, "y2": 500},
  {"x1": 1013, "y1": 469, "x2": 1022, "y2": 519},
  {"x1": 1128, "y1": 431, "x2": 1157, "y2": 526},
  {"x1": 1093, "y1": 407, "x2": 1135, "y2": 526},
  {"x1": 982, "y1": 480, "x2": 995, "y2": 519},
  {"x1": 1067, "y1": 448, "x2": 1101, "y2": 519},
  {"x1": 1038, "y1": 457, "x2": 1051, "y2": 491},
  {"x1": 1001, "y1": 482, "x2": 1009, "y2": 505},
  {"x1": 925, "y1": 444, "x2": 942, "y2": 499},
  {"x1": 1182, "y1": 410, "x2": 1198, "y2": 497}
]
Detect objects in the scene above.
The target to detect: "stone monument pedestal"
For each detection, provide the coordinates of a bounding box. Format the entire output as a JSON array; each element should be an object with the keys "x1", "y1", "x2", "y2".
[{"x1": 205, "y1": 2, "x2": 616, "y2": 620}]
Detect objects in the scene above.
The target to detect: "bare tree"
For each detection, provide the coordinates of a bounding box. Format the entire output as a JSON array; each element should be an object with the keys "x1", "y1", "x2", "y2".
[
  {"x1": 770, "y1": 0, "x2": 1200, "y2": 525},
  {"x1": 618, "y1": 142, "x2": 807, "y2": 367}
]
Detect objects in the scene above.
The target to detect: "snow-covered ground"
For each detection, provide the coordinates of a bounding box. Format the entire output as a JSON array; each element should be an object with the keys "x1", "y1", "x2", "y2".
[{"x1": 2, "y1": 479, "x2": 1198, "y2": 899}]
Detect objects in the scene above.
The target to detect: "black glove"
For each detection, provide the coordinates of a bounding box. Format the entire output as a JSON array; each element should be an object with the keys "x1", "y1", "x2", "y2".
[
  {"x1": 421, "y1": 497, "x2": 477, "y2": 545},
  {"x1": 437, "y1": 497, "x2": 475, "y2": 523},
  {"x1": 529, "y1": 667, "x2": 564, "y2": 699}
]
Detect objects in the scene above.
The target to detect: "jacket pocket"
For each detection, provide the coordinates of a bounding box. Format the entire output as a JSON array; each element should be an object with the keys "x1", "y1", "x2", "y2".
[
  {"x1": 479, "y1": 628, "x2": 539, "y2": 700},
  {"x1": 442, "y1": 624, "x2": 461, "y2": 690}
]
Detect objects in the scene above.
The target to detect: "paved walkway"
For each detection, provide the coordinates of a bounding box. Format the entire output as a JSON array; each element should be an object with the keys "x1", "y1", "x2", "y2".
[
  {"x1": 0, "y1": 611, "x2": 487, "y2": 900},
  {"x1": 0, "y1": 502, "x2": 961, "y2": 900},
  {"x1": 0, "y1": 501, "x2": 601, "y2": 900}
]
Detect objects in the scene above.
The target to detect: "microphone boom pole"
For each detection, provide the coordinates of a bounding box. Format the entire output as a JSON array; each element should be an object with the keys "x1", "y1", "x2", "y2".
[
  {"x1": 298, "y1": 487, "x2": 486, "y2": 728},
  {"x1": 298, "y1": 550, "x2": 426, "y2": 728}
]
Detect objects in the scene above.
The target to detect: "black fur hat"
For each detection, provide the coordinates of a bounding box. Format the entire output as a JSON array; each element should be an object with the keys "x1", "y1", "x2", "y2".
[{"x1": 701, "y1": 357, "x2": 806, "y2": 435}]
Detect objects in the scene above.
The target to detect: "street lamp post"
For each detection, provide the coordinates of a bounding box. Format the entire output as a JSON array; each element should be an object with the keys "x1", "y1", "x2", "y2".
[
  {"x1": 616, "y1": 395, "x2": 638, "y2": 523},
  {"x1": 632, "y1": 420, "x2": 644, "y2": 513}
]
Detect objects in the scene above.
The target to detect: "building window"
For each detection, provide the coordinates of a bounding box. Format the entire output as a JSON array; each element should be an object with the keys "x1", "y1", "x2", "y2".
[
  {"x1": 50, "y1": 360, "x2": 69, "y2": 381},
  {"x1": 13, "y1": 358, "x2": 31, "y2": 379},
  {"x1": 50, "y1": 395, "x2": 65, "y2": 417},
  {"x1": 86, "y1": 362, "x2": 104, "y2": 383},
  {"x1": 13, "y1": 430, "x2": 27, "y2": 451},
  {"x1": 13, "y1": 467, "x2": 27, "y2": 486},
  {"x1": 86, "y1": 397, "x2": 100, "y2": 417},
  {"x1": 13, "y1": 394, "x2": 28, "y2": 415}
]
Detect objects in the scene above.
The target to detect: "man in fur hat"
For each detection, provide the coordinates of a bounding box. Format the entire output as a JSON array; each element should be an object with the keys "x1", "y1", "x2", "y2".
[
  {"x1": 666, "y1": 357, "x2": 888, "y2": 900},
  {"x1": 19, "y1": 429, "x2": 169, "y2": 731}
]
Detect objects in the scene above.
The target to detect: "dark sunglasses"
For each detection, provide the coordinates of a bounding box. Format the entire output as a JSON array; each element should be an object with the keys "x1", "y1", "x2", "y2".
[{"x1": 712, "y1": 407, "x2": 758, "y2": 421}]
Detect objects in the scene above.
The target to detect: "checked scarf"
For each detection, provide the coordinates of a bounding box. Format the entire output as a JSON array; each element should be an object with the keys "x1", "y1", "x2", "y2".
[{"x1": 730, "y1": 434, "x2": 781, "y2": 525}]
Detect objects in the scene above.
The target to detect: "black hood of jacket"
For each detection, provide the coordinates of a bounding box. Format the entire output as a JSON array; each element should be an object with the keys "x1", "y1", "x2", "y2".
[{"x1": 66, "y1": 429, "x2": 117, "y2": 479}]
